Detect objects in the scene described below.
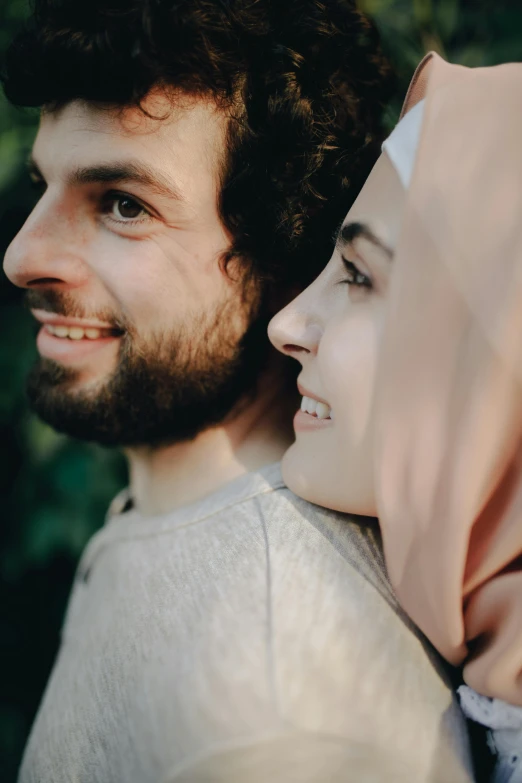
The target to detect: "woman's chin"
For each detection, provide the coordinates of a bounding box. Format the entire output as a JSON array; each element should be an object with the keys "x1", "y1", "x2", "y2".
[
  {"x1": 281, "y1": 446, "x2": 340, "y2": 510},
  {"x1": 281, "y1": 445, "x2": 377, "y2": 517}
]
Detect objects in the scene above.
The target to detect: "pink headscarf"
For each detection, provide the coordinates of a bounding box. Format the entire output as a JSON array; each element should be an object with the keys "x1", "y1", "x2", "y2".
[{"x1": 375, "y1": 52, "x2": 522, "y2": 705}]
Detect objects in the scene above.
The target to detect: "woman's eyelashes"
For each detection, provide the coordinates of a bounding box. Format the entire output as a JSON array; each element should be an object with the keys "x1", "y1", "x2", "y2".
[
  {"x1": 29, "y1": 175, "x2": 46, "y2": 199},
  {"x1": 340, "y1": 257, "x2": 373, "y2": 290}
]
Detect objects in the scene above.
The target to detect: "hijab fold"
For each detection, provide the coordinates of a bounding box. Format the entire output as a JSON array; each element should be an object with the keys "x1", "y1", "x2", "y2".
[{"x1": 375, "y1": 52, "x2": 522, "y2": 705}]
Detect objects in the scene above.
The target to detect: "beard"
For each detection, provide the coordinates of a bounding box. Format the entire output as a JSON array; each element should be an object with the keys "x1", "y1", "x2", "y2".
[{"x1": 25, "y1": 284, "x2": 269, "y2": 448}]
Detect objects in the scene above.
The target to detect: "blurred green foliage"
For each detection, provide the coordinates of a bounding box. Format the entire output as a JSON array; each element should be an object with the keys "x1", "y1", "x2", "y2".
[{"x1": 0, "y1": 0, "x2": 521, "y2": 779}]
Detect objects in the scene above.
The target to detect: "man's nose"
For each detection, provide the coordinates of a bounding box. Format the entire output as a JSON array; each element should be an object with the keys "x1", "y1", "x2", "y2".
[
  {"x1": 268, "y1": 292, "x2": 322, "y2": 362},
  {"x1": 3, "y1": 196, "x2": 90, "y2": 291}
]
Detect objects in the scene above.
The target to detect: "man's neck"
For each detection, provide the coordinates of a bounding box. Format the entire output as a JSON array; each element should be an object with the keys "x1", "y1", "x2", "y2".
[{"x1": 126, "y1": 363, "x2": 297, "y2": 517}]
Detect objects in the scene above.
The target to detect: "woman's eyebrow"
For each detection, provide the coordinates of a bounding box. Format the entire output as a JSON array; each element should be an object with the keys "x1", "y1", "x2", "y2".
[{"x1": 336, "y1": 221, "x2": 393, "y2": 259}]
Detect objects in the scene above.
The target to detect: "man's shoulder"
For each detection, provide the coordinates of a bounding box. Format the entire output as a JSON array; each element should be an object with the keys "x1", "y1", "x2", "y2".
[
  {"x1": 250, "y1": 482, "x2": 469, "y2": 772},
  {"x1": 194, "y1": 467, "x2": 394, "y2": 603},
  {"x1": 93, "y1": 462, "x2": 394, "y2": 607},
  {"x1": 250, "y1": 482, "x2": 397, "y2": 612}
]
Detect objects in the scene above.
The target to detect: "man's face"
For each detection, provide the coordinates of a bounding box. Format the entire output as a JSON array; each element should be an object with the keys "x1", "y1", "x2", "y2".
[{"x1": 4, "y1": 91, "x2": 263, "y2": 446}]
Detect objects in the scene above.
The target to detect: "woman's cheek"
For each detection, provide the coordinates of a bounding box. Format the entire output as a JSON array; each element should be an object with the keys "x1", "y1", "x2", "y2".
[{"x1": 319, "y1": 313, "x2": 380, "y2": 446}]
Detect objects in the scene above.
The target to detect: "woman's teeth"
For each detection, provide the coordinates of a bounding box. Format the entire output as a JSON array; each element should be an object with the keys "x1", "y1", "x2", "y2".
[
  {"x1": 301, "y1": 396, "x2": 333, "y2": 420},
  {"x1": 44, "y1": 324, "x2": 112, "y2": 340}
]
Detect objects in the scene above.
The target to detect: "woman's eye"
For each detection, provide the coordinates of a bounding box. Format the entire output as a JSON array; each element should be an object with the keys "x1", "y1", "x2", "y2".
[
  {"x1": 341, "y1": 258, "x2": 372, "y2": 289},
  {"x1": 29, "y1": 177, "x2": 47, "y2": 198}
]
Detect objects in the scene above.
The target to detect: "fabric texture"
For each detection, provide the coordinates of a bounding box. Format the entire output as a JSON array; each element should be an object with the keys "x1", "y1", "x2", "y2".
[
  {"x1": 459, "y1": 686, "x2": 522, "y2": 783},
  {"x1": 374, "y1": 52, "x2": 522, "y2": 706},
  {"x1": 381, "y1": 98, "x2": 425, "y2": 188},
  {"x1": 19, "y1": 464, "x2": 473, "y2": 782}
]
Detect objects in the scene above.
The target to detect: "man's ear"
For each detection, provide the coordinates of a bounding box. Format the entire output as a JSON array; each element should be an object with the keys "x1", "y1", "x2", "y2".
[{"x1": 400, "y1": 51, "x2": 439, "y2": 119}]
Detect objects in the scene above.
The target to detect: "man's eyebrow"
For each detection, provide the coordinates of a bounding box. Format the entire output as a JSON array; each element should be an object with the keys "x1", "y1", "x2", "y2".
[
  {"x1": 27, "y1": 156, "x2": 184, "y2": 201},
  {"x1": 335, "y1": 221, "x2": 393, "y2": 260}
]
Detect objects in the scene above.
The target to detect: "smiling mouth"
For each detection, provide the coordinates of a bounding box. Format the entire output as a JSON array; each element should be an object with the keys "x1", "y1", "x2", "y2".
[
  {"x1": 300, "y1": 395, "x2": 333, "y2": 420},
  {"x1": 42, "y1": 324, "x2": 123, "y2": 340}
]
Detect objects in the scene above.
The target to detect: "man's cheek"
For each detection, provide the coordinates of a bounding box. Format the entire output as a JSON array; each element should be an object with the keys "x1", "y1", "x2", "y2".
[{"x1": 103, "y1": 278, "x2": 166, "y2": 335}]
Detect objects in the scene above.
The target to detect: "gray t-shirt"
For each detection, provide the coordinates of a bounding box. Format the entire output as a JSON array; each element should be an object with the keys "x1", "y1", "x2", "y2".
[{"x1": 19, "y1": 463, "x2": 474, "y2": 782}]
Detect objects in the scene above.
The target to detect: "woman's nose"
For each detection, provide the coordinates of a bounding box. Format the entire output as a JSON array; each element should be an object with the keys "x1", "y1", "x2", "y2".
[
  {"x1": 3, "y1": 196, "x2": 89, "y2": 291},
  {"x1": 268, "y1": 292, "x2": 322, "y2": 361}
]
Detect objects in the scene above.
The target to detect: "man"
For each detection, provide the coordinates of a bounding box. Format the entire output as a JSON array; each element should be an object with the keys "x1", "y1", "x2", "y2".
[{"x1": 3, "y1": 1, "x2": 473, "y2": 780}]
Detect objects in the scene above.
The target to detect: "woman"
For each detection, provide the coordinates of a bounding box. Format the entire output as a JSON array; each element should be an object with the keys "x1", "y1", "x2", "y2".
[{"x1": 269, "y1": 53, "x2": 522, "y2": 781}]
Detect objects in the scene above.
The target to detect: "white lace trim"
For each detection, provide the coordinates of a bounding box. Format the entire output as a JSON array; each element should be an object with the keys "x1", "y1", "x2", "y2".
[
  {"x1": 458, "y1": 686, "x2": 522, "y2": 783},
  {"x1": 458, "y1": 686, "x2": 522, "y2": 731}
]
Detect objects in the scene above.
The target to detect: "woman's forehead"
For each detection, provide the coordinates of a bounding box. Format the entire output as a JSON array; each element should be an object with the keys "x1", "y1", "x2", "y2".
[{"x1": 344, "y1": 152, "x2": 406, "y2": 252}]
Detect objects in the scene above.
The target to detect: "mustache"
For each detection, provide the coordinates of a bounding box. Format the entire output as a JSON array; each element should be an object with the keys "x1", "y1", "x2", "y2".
[{"x1": 24, "y1": 289, "x2": 129, "y2": 332}]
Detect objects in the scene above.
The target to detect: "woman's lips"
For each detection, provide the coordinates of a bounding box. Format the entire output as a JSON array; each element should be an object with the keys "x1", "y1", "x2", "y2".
[
  {"x1": 293, "y1": 408, "x2": 333, "y2": 432},
  {"x1": 297, "y1": 383, "x2": 330, "y2": 407},
  {"x1": 294, "y1": 386, "x2": 334, "y2": 432}
]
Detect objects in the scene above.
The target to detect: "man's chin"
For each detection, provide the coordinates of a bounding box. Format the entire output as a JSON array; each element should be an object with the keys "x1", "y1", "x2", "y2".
[
  {"x1": 26, "y1": 360, "x2": 123, "y2": 445},
  {"x1": 28, "y1": 358, "x2": 110, "y2": 400},
  {"x1": 25, "y1": 357, "x2": 259, "y2": 449}
]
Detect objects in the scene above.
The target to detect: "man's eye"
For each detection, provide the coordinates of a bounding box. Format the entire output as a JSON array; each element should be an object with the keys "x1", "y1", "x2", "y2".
[
  {"x1": 110, "y1": 195, "x2": 146, "y2": 220},
  {"x1": 341, "y1": 258, "x2": 372, "y2": 289},
  {"x1": 102, "y1": 193, "x2": 150, "y2": 223}
]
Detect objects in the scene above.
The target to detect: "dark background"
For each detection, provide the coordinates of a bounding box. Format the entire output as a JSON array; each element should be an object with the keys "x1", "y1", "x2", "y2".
[{"x1": 1, "y1": 0, "x2": 521, "y2": 778}]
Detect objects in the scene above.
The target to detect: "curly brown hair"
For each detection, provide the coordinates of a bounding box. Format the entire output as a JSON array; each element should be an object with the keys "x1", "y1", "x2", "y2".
[{"x1": 2, "y1": 0, "x2": 394, "y2": 290}]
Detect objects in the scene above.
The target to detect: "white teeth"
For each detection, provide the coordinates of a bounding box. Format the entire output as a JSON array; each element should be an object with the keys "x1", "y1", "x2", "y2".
[
  {"x1": 301, "y1": 396, "x2": 332, "y2": 420},
  {"x1": 44, "y1": 324, "x2": 104, "y2": 340},
  {"x1": 305, "y1": 397, "x2": 317, "y2": 416},
  {"x1": 316, "y1": 402, "x2": 330, "y2": 420}
]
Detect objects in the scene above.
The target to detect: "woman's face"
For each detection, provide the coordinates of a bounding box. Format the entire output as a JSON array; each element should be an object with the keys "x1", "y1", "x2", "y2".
[{"x1": 268, "y1": 152, "x2": 406, "y2": 515}]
